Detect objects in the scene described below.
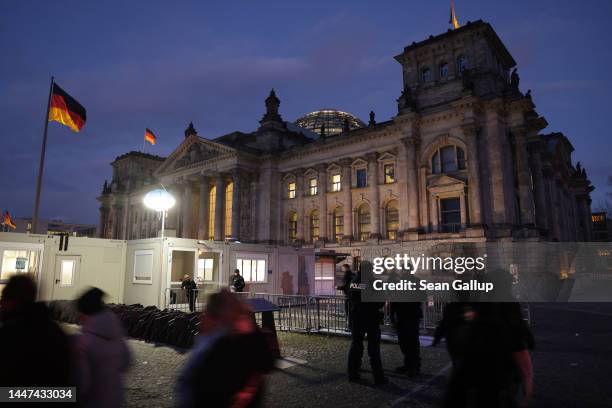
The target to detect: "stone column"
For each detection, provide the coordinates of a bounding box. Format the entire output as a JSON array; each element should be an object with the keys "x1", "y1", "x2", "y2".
[
  {"x1": 399, "y1": 132, "x2": 420, "y2": 238},
  {"x1": 318, "y1": 166, "x2": 328, "y2": 242},
  {"x1": 419, "y1": 166, "x2": 429, "y2": 229},
  {"x1": 460, "y1": 192, "x2": 467, "y2": 228},
  {"x1": 98, "y1": 207, "x2": 108, "y2": 238},
  {"x1": 429, "y1": 195, "x2": 439, "y2": 232},
  {"x1": 296, "y1": 171, "x2": 305, "y2": 242},
  {"x1": 341, "y1": 161, "x2": 352, "y2": 240},
  {"x1": 181, "y1": 183, "x2": 195, "y2": 238},
  {"x1": 367, "y1": 153, "x2": 380, "y2": 239},
  {"x1": 214, "y1": 175, "x2": 224, "y2": 241},
  {"x1": 166, "y1": 185, "x2": 181, "y2": 234},
  {"x1": 543, "y1": 168, "x2": 559, "y2": 240},
  {"x1": 250, "y1": 175, "x2": 259, "y2": 242},
  {"x1": 231, "y1": 171, "x2": 241, "y2": 241},
  {"x1": 121, "y1": 198, "x2": 129, "y2": 240},
  {"x1": 527, "y1": 146, "x2": 548, "y2": 232},
  {"x1": 197, "y1": 176, "x2": 210, "y2": 240},
  {"x1": 512, "y1": 126, "x2": 536, "y2": 226},
  {"x1": 463, "y1": 124, "x2": 483, "y2": 226}
]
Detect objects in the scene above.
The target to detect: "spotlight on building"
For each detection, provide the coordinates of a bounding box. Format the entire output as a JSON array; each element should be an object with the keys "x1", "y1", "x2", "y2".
[{"x1": 143, "y1": 188, "x2": 175, "y2": 239}]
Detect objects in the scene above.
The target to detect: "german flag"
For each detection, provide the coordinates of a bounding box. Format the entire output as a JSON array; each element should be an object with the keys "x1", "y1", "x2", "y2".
[
  {"x1": 2, "y1": 211, "x2": 16, "y2": 229},
  {"x1": 144, "y1": 128, "x2": 157, "y2": 145},
  {"x1": 48, "y1": 83, "x2": 87, "y2": 132}
]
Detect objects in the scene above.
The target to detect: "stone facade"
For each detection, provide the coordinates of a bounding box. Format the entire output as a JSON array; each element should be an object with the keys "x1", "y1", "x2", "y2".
[{"x1": 98, "y1": 20, "x2": 594, "y2": 248}]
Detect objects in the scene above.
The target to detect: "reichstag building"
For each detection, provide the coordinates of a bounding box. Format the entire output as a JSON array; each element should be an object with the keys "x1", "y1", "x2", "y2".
[{"x1": 98, "y1": 20, "x2": 594, "y2": 252}]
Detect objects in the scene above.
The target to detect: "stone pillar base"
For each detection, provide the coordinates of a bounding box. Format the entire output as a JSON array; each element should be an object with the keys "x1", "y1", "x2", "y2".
[
  {"x1": 315, "y1": 237, "x2": 328, "y2": 246},
  {"x1": 465, "y1": 225, "x2": 486, "y2": 238},
  {"x1": 512, "y1": 226, "x2": 541, "y2": 240},
  {"x1": 401, "y1": 229, "x2": 420, "y2": 241},
  {"x1": 491, "y1": 224, "x2": 513, "y2": 239}
]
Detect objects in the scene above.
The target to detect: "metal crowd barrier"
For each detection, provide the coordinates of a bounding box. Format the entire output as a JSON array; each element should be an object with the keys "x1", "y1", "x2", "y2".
[{"x1": 162, "y1": 289, "x2": 531, "y2": 335}]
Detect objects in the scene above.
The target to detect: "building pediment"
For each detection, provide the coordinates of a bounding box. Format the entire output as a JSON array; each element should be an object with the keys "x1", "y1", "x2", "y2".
[
  {"x1": 377, "y1": 151, "x2": 397, "y2": 162},
  {"x1": 303, "y1": 168, "x2": 318, "y2": 177},
  {"x1": 155, "y1": 137, "x2": 237, "y2": 176},
  {"x1": 427, "y1": 174, "x2": 466, "y2": 192}
]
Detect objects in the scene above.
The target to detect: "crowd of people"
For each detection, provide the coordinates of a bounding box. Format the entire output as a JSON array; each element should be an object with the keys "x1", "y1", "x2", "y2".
[
  {"x1": 0, "y1": 275, "x2": 273, "y2": 408},
  {"x1": 0, "y1": 261, "x2": 534, "y2": 408}
]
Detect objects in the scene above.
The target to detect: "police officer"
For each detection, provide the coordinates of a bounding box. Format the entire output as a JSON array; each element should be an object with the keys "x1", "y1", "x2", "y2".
[
  {"x1": 181, "y1": 274, "x2": 197, "y2": 312},
  {"x1": 336, "y1": 264, "x2": 355, "y2": 327},
  {"x1": 347, "y1": 261, "x2": 388, "y2": 385},
  {"x1": 390, "y1": 272, "x2": 423, "y2": 376},
  {"x1": 390, "y1": 301, "x2": 422, "y2": 376}
]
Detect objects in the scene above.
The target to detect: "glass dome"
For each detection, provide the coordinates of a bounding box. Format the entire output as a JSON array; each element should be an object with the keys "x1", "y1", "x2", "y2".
[{"x1": 294, "y1": 109, "x2": 365, "y2": 137}]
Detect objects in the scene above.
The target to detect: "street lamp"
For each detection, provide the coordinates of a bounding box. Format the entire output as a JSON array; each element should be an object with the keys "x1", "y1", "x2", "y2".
[{"x1": 143, "y1": 188, "x2": 175, "y2": 239}]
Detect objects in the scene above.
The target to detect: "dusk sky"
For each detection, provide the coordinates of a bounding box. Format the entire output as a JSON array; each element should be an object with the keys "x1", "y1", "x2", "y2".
[{"x1": 1, "y1": 0, "x2": 611, "y2": 225}]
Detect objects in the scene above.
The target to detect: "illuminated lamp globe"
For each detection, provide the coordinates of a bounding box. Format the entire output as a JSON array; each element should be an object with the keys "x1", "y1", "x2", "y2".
[{"x1": 143, "y1": 189, "x2": 175, "y2": 212}]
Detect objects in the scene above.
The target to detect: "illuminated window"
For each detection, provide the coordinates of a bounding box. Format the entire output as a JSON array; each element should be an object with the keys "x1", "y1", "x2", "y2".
[
  {"x1": 385, "y1": 200, "x2": 399, "y2": 240},
  {"x1": 332, "y1": 174, "x2": 341, "y2": 192},
  {"x1": 421, "y1": 67, "x2": 432, "y2": 82},
  {"x1": 357, "y1": 204, "x2": 371, "y2": 241},
  {"x1": 1, "y1": 250, "x2": 40, "y2": 281},
  {"x1": 333, "y1": 207, "x2": 344, "y2": 242},
  {"x1": 309, "y1": 178, "x2": 318, "y2": 196},
  {"x1": 310, "y1": 210, "x2": 320, "y2": 243},
  {"x1": 288, "y1": 182, "x2": 296, "y2": 199},
  {"x1": 288, "y1": 212, "x2": 298, "y2": 241},
  {"x1": 457, "y1": 55, "x2": 469, "y2": 73},
  {"x1": 208, "y1": 185, "x2": 216, "y2": 239},
  {"x1": 431, "y1": 146, "x2": 466, "y2": 174},
  {"x1": 356, "y1": 169, "x2": 367, "y2": 188},
  {"x1": 440, "y1": 197, "x2": 461, "y2": 232},
  {"x1": 384, "y1": 164, "x2": 395, "y2": 184},
  {"x1": 236, "y1": 257, "x2": 267, "y2": 282},
  {"x1": 439, "y1": 62, "x2": 449, "y2": 78},
  {"x1": 197, "y1": 258, "x2": 214, "y2": 282},
  {"x1": 225, "y1": 182, "x2": 233, "y2": 238}
]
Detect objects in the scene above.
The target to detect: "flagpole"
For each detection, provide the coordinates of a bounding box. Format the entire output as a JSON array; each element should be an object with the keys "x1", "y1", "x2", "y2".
[{"x1": 32, "y1": 76, "x2": 54, "y2": 234}]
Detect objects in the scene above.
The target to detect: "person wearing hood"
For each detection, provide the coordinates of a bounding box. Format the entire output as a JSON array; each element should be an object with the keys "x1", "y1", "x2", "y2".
[{"x1": 74, "y1": 287, "x2": 132, "y2": 408}]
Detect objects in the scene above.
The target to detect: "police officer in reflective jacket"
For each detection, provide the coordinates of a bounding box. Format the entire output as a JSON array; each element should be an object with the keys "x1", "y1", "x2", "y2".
[{"x1": 347, "y1": 261, "x2": 388, "y2": 385}]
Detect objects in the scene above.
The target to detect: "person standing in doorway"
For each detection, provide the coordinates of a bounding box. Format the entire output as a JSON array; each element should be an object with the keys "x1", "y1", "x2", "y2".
[
  {"x1": 231, "y1": 269, "x2": 246, "y2": 293},
  {"x1": 182, "y1": 274, "x2": 197, "y2": 312}
]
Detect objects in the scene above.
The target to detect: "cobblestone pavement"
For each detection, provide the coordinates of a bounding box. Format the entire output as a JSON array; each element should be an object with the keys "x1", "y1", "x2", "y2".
[
  {"x1": 122, "y1": 332, "x2": 450, "y2": 408},
  {"x1": 67, "y1": 303, "x2": 612, "y2": 408}
]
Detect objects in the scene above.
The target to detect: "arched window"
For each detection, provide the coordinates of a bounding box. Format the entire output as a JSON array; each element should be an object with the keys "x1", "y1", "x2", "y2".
[
  {"x1": 357, "y1": 204, "x2": 371, "y2": 241},
  {"x1": 224, "y1": 181, "x2": 233, "y2": 238},
  {"x1": 457, "y1": 55, "x2": 468, "y2": 73},
  {"x1": 288, "y1": 212, "x2": 298, "y2": 242},
  {"x1": 439, "y1": 62, "x2": 449, "y2": 79},
  {"x1": 431, "y1": 145, "x2": 466, "y2": 174},
  {"x1": 385, "y1": 200, "x2": 399, "y2": 240},
  {"x1": 208, "y1": 185, "x2": 216, "y2": 239},
  {"x1": 333, "y1": 207, "x2": 344, "y2": 242},
  {"x1": 310, "y1": 210, "x2": 320, "y2": 243},
  {"x1": 421, "y1": 67, "x2": 432, "y2": 83}
]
